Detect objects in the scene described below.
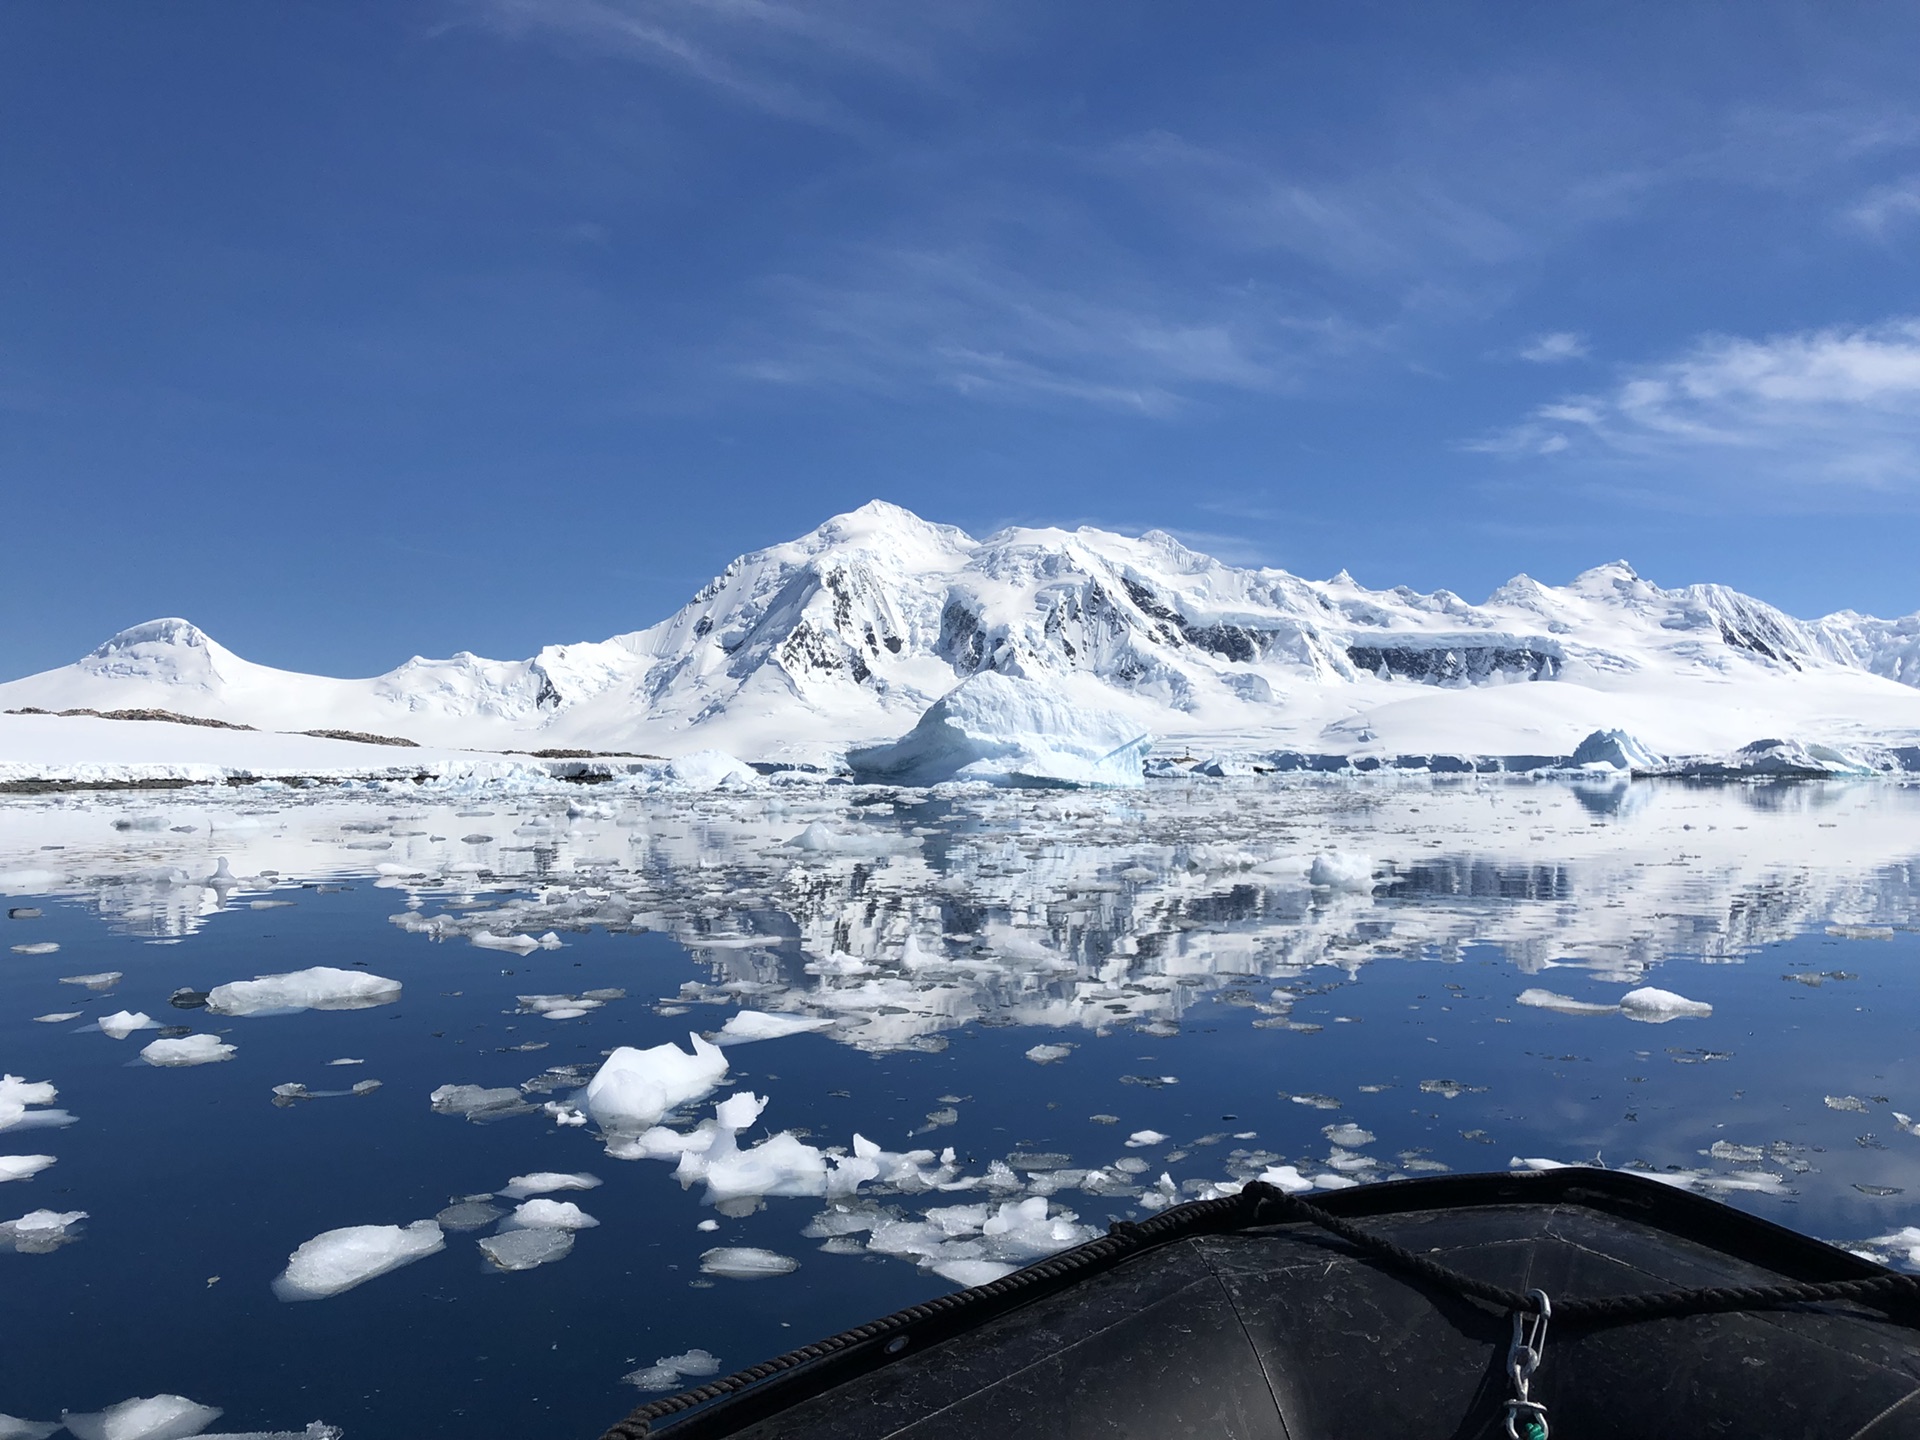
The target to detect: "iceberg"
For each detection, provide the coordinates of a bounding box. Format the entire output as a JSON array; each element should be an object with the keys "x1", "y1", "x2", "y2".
[
  {"x1": 1568, "y1": 729, "x2": 1661, "y2": 770},
  {"x1": 97, "y1": 1011, "x2": 159, "y2": 1040},
  {"x1": 273, "y1": 1220, "x2": 445, "y2": 1300},
  {"x1": 846, "y1": 673, "x2": 1152, "y2": 788},
  {"x1": 206, "y1": 966, "x2": 401, "y2": 1016},
  {"x1": 584, "y1": 1035, "x2": 729, "y2": 1136},
  {"x1": 1308, "y1": 851, "x2": 1374, "y2": 891}
]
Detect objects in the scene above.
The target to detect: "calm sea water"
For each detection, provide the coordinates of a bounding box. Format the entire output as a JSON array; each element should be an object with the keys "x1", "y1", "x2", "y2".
[{"x1": 5, "y1": 775, "x2": 1920, "y2": 1438}]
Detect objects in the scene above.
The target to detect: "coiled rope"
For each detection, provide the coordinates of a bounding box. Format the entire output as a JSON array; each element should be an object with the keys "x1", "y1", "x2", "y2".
[{"x1": 599, "y1": 1180, "x2": 1920, "y2": 1439}]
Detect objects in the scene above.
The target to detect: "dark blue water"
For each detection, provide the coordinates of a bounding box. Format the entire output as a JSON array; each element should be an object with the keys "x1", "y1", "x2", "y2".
[{"x1": 4, "y1": 780, "x2": 1920, "y2": 1437}]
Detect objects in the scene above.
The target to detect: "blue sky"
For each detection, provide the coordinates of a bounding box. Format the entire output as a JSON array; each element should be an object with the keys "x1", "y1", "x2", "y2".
[{"x1": 6, "y1": 1, "x2": 1920, "y2": 679}]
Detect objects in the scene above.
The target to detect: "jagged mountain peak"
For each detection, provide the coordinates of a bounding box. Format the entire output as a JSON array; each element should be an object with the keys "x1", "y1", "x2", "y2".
[{"x1": 8, "y1": 504, "x2": 1920, "y2": 763}]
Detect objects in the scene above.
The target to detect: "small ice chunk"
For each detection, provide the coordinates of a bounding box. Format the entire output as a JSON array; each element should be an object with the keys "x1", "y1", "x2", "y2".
[
  {"x1": 0, "y1": 1076, "x2": 73, "y2": 1134},
  {"x1": 472, "y1": 931, "x2": 540, "y2": 953},
  {"x1": 1618, "y1": 987, "x2": 1712, "y2": 1023},
  {"x1": 500, "y1": 1171, "x2": 602, "y2": 1199},
  {"x1": 61, "y1": 972, "x2": 122, "y2": 990},
  {"x1": 9, "y1": 943, "x2": 59, "y2": 956},
  {"x1": 1124, "y1": 1130, "x2": 1167, "y2": 1148},
  {"x1": 1322, "y1": 1123, "x2": 1375, "y2": 1147},
  {"x1": 273, "y1": 1220, "x2": 445, "y2": 1300},
  {"x1": 1309, "y1": 851, "x2": 1374, "y2": 891},
  {"x1": 699, "y1": 1246, "x2": 799, "y2": 1278},
  {"x1": 479, "y1": 1227, "x2": 574, "y2": 1271},
  {"x1": 61, "y1": 1395, "x2": 222, "y2": 1440},
  {"x1": 208, "y1": 967, "x2": 401, "y2": 1016},
  {"x1": 33, "y1": 1013, "x2": 81, "y2": 1024},
  {"x1": 0, "y1": 1208, "x2": 86, "y2": 1253},
  {"x1": 140, "y1": 1035, "x2": 237, "y2": 1068},
  {"x1": 0, "y1": 1155, "x2": 54, "y2": 1183},
  {"x1": 429, "y1": 1085, "x2": 535, "y2": 1121},
  {"x1": 434, "y1": 1200, "x2": 504, "y2": 1232},
  {"x1": 1516, "y1": 989, "x2": 1619, "y2": 1016},
  {"x1": 1255, "y1": 1165, "x2": 1314, "y2": 1194},
  {"x1": 510, "y1": 1199, "x2": 598, "y2": 1230},
  {"x1": 933, "y1": 1258, "x2": 1019, "y2": 1287},
  {"x1": 696, "y1": 1219, "x2": 719, "y2": 1232},
  {"x1": 325, "y1": 1058, "x2": 363, "y2": 1066},
  {"x1": 584, "y1": 1035, "x2": 729, "y2": 1135},
  {"x1": 1826, "y1": 1095, "x2": 1870, "y2": 1113},
  {"x1": 624, "y1": 1349, "x2": 722, "y2": 1390},
  {"x1": 1024, "y1": 1044, "x2": 1075, "y2": 1064},
  {"x1": 715, "y1": 1011, "x2": 833, "y2": 1045},
  {"x1": 98, "y1": 1011, "x2": 158, "y2": 1040}
]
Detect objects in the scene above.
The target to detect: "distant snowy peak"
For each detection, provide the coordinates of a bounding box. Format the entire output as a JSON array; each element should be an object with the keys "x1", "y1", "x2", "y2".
[{"x1": 6, "y1": 499, "x2": 1920, "y2": 761}]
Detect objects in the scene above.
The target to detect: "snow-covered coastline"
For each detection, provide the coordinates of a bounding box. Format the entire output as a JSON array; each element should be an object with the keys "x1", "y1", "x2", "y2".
[{"x1": 8, "y1": 500, "x2": 1920, "y2": 787}]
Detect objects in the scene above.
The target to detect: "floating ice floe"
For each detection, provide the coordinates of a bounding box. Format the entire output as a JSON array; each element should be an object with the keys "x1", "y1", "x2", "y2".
[
  {"x1": 1516, "y1": 989, "x2": 1620, "y2": 1016},
  {"x1": 0, "y1": 1156, "x2": 54, "y2": 1183},
  {"x1": 1322, "y1": 1123, "x2": 1375, "y2": 1147},
  {"x1": 624, "y1": 1349, "x2": 722, "y2": 1391},
  {"x1": 9, "y1": 942, "x2": 59, "y2": 956},
  {"x1": 1024, "y1": 1043, "x2": 1074, "y2": 1064},
  {"x1": 0, "y1": 1076, "x2": 74, "y2": 1134},
  {"x1": 33, "y1": 1012, "x2": 81, "y2": 1024},
  {"x1": 509, "y1": 1198, "x2": 598, "y2": 1230},
  {"x1": 207, "y1": 966, "x2": 401, "y2": 1016},
  {"x1": 0, "y1": 1208, "x2": 86, "y2": 1253},
  {"x1": 1618, "y1": 987, "x2": 1713, "y2": 1022},
  {"x1": 97, "y1": 1010, "x2": 160, "y2": 1040},
  {"x1": 60, "y1": 972, "x2": 121, "y2": 990},
  {"x1": 500, "y1": 1171, "x2": 602, "y2": 1199},
  {"x1": 714, "y1": 1010, "x2": 834, "y2": 1045},
  {"x1": 478, "y1": 1228, "x2": 574, "y2": 1272},
  {"x1": 140, "y1": 1035, "x2": 237, "y2": 1067},
  {"x1": 1124, "y1": 1130, "x2": 1167, "y2": 1148},
  {"x1": 584, "y1": 1034, "x2": 729, "y2": 1138},
  {"x1": 273, "y1": 1220, "x2": 445, "y2": 1300},
  {"x1": 60, "y1": 1394, "x2": 223, "y2": 1440},
  {"x1": 1308, "y1": 851, "x2": 1374, "y2": 891},
  {"x1": 698, "y1": 1246, "x2": 798, "y2": 1279},
  {"x1": 471, "y1": 931, "x2": 563, "y2": 954},
  {"x1": 516, "y1": 989, "x2": 620, "y2": 1020},
  {"x1": 0, "y1": 1414, "x2": 55, "y2": 1440},
  {"x1": 847, "y1": 673, "x2": 1152, "y2": 788},
  {"x1": 429, "y1": 1084, "x2": 535, "y2": 1122}
]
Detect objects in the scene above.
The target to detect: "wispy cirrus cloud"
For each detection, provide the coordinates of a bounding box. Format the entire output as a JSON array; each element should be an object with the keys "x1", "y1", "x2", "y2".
[
  {"x1": 731, "y1": 245, "x2": 1370, "y2": 416},
  {"x1": 450, "y1": 0, "x2": 986, "y2": 128},
  {"x1": 1469, "y1": 317, "x2": 1920, "y2": 492}
]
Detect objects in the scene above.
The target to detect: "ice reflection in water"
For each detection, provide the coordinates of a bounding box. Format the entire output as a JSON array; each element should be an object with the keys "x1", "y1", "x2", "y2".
[{"x1": 3, "y1": 775, "x2": 1920, "y2": 1437}]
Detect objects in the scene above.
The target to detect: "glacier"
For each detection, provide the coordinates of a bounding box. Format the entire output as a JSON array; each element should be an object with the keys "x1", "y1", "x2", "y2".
[{"x1": 5, "y1": 499, "x2": 1920, "y2": 781}]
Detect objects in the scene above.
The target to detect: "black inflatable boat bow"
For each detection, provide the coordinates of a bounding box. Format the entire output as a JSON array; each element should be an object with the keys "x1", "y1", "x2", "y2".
[{"x1": 603, "y1": 1176, "x2": 1920, "y2": 1439}]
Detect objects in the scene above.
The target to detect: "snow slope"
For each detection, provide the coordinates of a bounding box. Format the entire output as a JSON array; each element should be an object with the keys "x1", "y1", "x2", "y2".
[{"x1": 7, "y1": 500, "x2": 1920, "y2": 768}]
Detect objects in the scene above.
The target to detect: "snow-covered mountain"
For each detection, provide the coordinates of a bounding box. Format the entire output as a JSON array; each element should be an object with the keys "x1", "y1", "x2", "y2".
[{"x1": 8, "y1": 499, "x2": 1920, "y2": 765}]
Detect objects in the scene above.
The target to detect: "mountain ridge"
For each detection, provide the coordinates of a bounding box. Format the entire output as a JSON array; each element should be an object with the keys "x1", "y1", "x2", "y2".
[{"x1": 8, "y1": 500, "x2": 1920, "y2": 764}]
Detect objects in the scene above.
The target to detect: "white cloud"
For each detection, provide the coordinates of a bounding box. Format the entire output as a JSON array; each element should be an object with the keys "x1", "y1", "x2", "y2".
[
  {"x1": 1518, "y1": 331, "x2": 1589, "y2": 363},
  {"x1": 1469, "y1": 317, "x2": 1920, "y2": 490},
  {"x1": 1848, "y1": 175, "x2": 1920, "y2": 236}
]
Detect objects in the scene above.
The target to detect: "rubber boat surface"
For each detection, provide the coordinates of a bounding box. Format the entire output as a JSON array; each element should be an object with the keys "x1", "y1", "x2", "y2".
[{"x1": 599, "y1": 1168, "x2": 1920, "y2": 1439}]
